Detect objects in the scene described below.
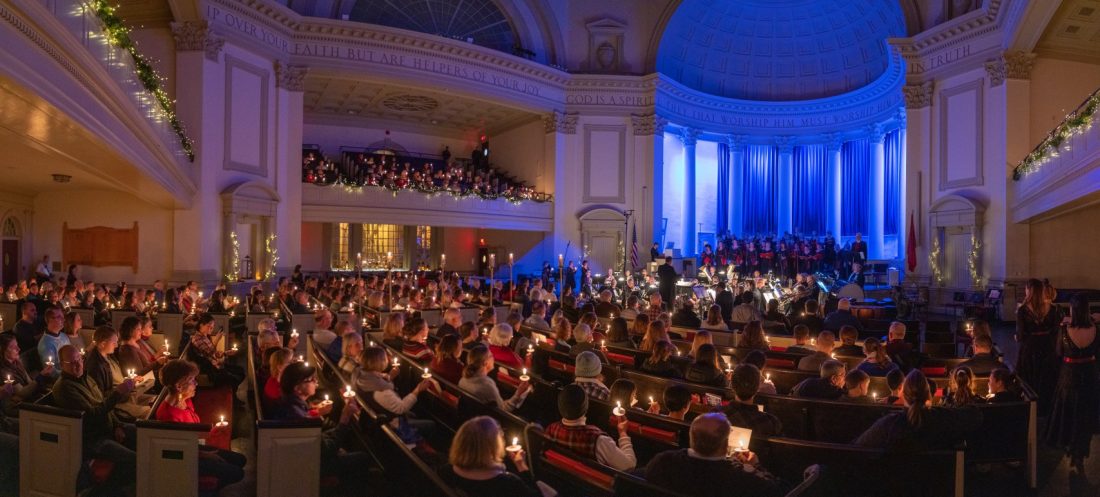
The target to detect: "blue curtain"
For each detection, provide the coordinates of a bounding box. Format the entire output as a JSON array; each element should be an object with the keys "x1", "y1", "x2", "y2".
[
  {"x1": 741, "y1": 144, "x2": 778, "y2": 235},
  {"x1": 716, "y1": 142, "x2": 730, "y2": 236},
  {"x1": 884, "y1": 130, "x2": 902, "y2": 236},
  {"x1": 841, "y1": 139, "x2": 870, "y2": 237},
  {"x1": 792, "y1": 145, "x2": 828, "y2": 236}
]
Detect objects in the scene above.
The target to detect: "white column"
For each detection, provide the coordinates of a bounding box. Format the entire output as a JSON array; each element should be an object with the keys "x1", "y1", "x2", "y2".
[
  {"x1": 728, "y1": 135, "x2": 746, "y2": 236},
  {"x1": 903, "y1": 81, "x2": 933, "y2": 280},
  {"x1": 679, "y1": 128, "x2": 699, "y2": 255},
  {"x1": 544, "y1": 112, "x2": 578, "y2": 260},
  {"x1": 274, "y1": 62, "x2": 306, "y2": 276},
  {"x1": 826, "y1": 136, "x2": 843, "y2": 240},
  {"x1": 631, "y1": 114, "x2": 667, "y2": 252},
  {"x1": 776, "y1": 137, "x2": 794, "y2": 236},
  {"x1": 868, "y1": 124, "x2": 887, "y2": 260}
]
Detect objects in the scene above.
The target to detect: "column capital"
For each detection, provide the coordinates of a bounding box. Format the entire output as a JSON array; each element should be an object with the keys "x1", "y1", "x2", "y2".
[
  {"x1": 824, "y1": 133, "x2": 843, "y2": 152},
  {"x1": 676, "y1": 127, "x2": 700, "y2": 147},
  {"x1": 725, "y1": 134, "x2": 747, "y2": 152},
  {"x1": 170, "y1": 20, "x2": 223, "y2": 61},
  {"x1": 902, "y1": 81, "x2": 934, "y2": 109},
  {"x1": 275, "y1": 62, "x2": 309, "y2": 91},
  {"x1": 542, "y1": 111, "x2": 578, "y2": 134},
  {"x1": 984, "y1": 57, "x2": 1006, "y2": 87},
  {"x1": 1003, "y1": 51, "x2": 1037, "y2": 80},
  {"x1": 774, "y1": 136, "x2": 794, "y2": 154},
  {"x1": 630, "y1": 113, "x2": 668, "y2": 135},
  {"x1": 866, "y1": 123, "x2": 887, "y2": 143}
]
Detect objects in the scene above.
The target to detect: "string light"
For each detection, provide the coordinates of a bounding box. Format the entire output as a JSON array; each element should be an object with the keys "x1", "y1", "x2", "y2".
[
  {"x1": 226, "y1": 231, "x2": 240, "y2": 281},
  {"x1": 1014, "y1": 90, "x2": 1098, "y2": 180},
  {"x1": 928, "y1": 236, "x2": 944, "y2": 286},
  {"x1": 265, "y1": 234, "x2": 279, "y2": 280},
  {"x1": 967, "y1": 233, "x2": 982, "y2": 287}
]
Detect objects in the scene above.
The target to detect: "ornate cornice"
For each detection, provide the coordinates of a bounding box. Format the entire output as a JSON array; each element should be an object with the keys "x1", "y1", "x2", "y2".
[
  {"x1": 542, "y1": 111, "x2": 578, "y2": 135},
  {"x1": 170, "y1": 20, "x2": 223, "y2": 61},
  {"x1": 630, "y1": 113, "x2": 667, "y2": 136},
  {"x1": 1003, "y1": 51, "x2": 1036, "y2": 80},
  {"x1": 984, "y1": 58, "x2": 1006, "y2": 87},
  {"x1": 903, "y1": 81, "x2": 934, "y2": 109},
  {"x1": 275, "y1": 62, "x2": 308, "y2": 91}
]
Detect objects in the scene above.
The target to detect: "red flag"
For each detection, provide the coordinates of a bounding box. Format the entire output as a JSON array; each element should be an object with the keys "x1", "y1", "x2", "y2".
[{"x1": 906, "y1": 212, "x2": 917, "y2": 273}]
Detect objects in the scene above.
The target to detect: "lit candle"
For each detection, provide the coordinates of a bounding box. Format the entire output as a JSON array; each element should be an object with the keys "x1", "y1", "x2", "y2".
[
  {"x1": 506, "y1": 436, "x2": 522, "y2": 453},
  {"x1": 3, "y1": 375, "x2": 11, "y2": 385},
  {"x1": 127, "y1": 369, "x2": 137, "y2": 380},
  {"x1": 734, "y1": 439, "x2": 747, "y2": 454},
  {"x1": 872, "y1": 392, "x2": 878, "y2": 401},
  {"x1": 649, "y1": 396, "x2": 655, "y2": 405},
  {"x1": 369, "y1": 341, "x2": 375, "y2": 346},
  {"x1": 298, "y1": 355, "x2": 304, "y2": 362},
  {"x1": 45, "y1": 356, "x2": 54, "y2": 367},
  {"x1": 392, "y1": 358, "x2": 400, "y2": 368},
  {"x1": 343, "y1": 385, "x2": 356, "y2": 398},
  {"x1": 526, "y1": 344, "x2": 534, "y2": 355},
  {"x1": 291, "y1": 329, "x2": 299, "y2": 338},
  {"x1": 613, "y1": 400, "x2": 625, "y2": 416},
  {"x1": 216, "y1": 415, "x2": 228, "y2": 428},
  {"x1": 765, "y1": 372, "x2": 771, "y2": 382},
  {"x1": 422, "y1": 367, "x2": 432, "y2": 379},
  {"x1": 811, "y1": 338, "x2": 816, "y2": 346},
  {"x1": 601, "y1": 340, "x2": 606, "y2": 349},
  {"x1": 508, "y1": 253, "x2": 514, "y2": 265},
  {"x1": 520, "y1": 368, "x2": 529, "y2": 382},
  {"x1": 323, "y1": 394, "x2": 330, "y2": 403},
  {"x1": 231, "y1": 343, "x2": 239, "y2": 352}
]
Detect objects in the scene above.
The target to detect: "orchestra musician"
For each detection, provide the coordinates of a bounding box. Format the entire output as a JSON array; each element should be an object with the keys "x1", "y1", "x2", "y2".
[{"x1": 657, "y1": 256, "x2": 678, "y2": 306}]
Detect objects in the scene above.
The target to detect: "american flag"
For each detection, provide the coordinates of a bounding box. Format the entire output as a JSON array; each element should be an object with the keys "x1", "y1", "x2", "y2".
[{"x1": 630, "y1": 220, "x2": 639, "y2": 270}]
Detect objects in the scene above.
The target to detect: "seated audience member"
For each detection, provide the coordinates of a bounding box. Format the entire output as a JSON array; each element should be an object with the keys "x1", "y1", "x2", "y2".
[
  {"x1": 742, "y1": 350, "x2": 777, "y2": 395},
  {"x1": 792, "y1": 360, "x2": 846, "y2": 400},
  {"x1": 610, "y1": 378, "x2": 660, "y2": 414},
  {"x1": 117, "y1": 316, "x2": 167, "y2": 377},
  {"x1": 437, "y1": 308, "x2": 463, "y2": 338},
  {"x1": 83, "y1": 326, "x2": 125, "y2": 395},
  {"x1": 63, "y1": 311, "x2": 86, "y2": 352},
  {"x1": 52, "y1": 344, "x2": 137, "y2": 486},
  {"x1": 572, "y1": 351, "x2": 610, "y2": 400},
  {"x1": 738, "y1": 321, "x2": 769, "y2": 351},
  {"x1": 263, "y1": 348, "x2": 295, "y2": 412},
  {"x1": 459, "y1": 345, "x2": 530, "y2": 412},
  {"x1": 796, "y1": 331, "x2": 836, "y2": 372},
  {"x1": 987, "y1": 368, "x2": 1023, "y2": 403},
  {"x1": 439, "y1": 416, "x2": 541, "y2": 496},
  {"x1": 274, "y1": 362, "x2": 370, "y2": 495},
  {"x1": 551, "y1": 318, "x2": 572, "y2": 354},
  {"x1": 702, "y1": 304, "x2": 730, "y2": 332},
  {"x1": 684, "y1": 344, "x2": 730, "y2": 388},
  {"x1": 311, "y1": 310, "x2": 338, "y2": 346},
  {"x1": 944, "y1": 367, "x2": 979, "y2": 407},
  {"x1": 881, "y1": 369, "x2": 906, "y2": 405},
  {"x1": 594, "y1": 290, "x2": 622, "y2": 319},
  {"x1": 844, "y1": 370, "x2": 871, "y2": 403},
  {"x1": 155, "y1": 359, "x2": 246, "y2": 488},
  {"x1": 629, "y1": 313, "x2": 650, "y2": 338},
  {"x1": 640, "y1": 319, "x2": 671, "y2": 352},
  {"x1": 546, "y1": 384, "x2": 636, "y2": 471},
  {"x1": 401, "y1": 317, "x2": 434, "y2": 364},
  {"x1": 645, "y1": 413, "x2": 788, "y2": 497},
  {"x1": 12, "y1": 303, "x2": 37, "y2": 352},
  {"x1": 568, "y1": 324, "x2": 608, "y2": 363},
  {"x1": 957, "y1": 335, "x2": 1001, "y2": 377},
  {"x1": 605, "y1": 317, "x2": 635, "y2": 349},
  {"x1": 661, "y1": 384, "x2": 693, "y2": 420},
  {"x1": 430, "y1": 334, "x2": 464, "y2": 384},
  {"x1": 523, "y1": 300, "x2": 551, "y2": 331},
  {"x1": 190, "y1": 314, "x2": 245, "y2": 389},
  {"x1": 856, "y1": 337, "x2": 901, "y2": 377},
  {"x1": 730, "y1": 292, "x2": 763, "y2": 323},
  {"x1": 855, "y1": 370, "x2": 982, "y2": 451},
  {"x1": 338, "y1": 332, "x2": 364, "y2": 375},
  {"x1": 785, "y1": 325, "x2": 815, "y2": 355},
  {"x1": 834, "y1": 326, "x2": 865, "y2": 357},
  {"x1": 963, "y1": 320, "x2": 1003, "y2": 360},
  {"x1": 688, "y1": 330, "x2": 714, "y2": 359},
  {"x1": 353, "y1": 346, "x2": 435, "y2": 432},
  {"x1": 381, "y1": 313, "x2": 406, "y2": 350},
  {"x1": 823, "y1": 299, "x2": 862, "y2": 333},
  {"x1": 36, "y1": 306, "x2": 69, "y2": 377},
  {"x1": 792, "y1": 300, "x2": 825, "y2": 335},
  {"x1": 0, "y1": 334, "x2": 53, "y2": 408},
  {"x1": 762, "y1": 299, "x2": 790, "y2": 331},
  {"x1": 487, "y1": 323, "x2": 523, "y2": 369},
  {"x1": 620, "y1": 295, "x2": 641, "y2": 321},
  {"x1": 323, "y1": 321, "x2": 356, "y2": 364},
  {"x1": 884, "y1": 321, "x2": 913, "y2": 357},
  {"x1": 724, "y1": 364, "x2": 782, "y2": 437},
  {"x1": 641, "y1": 340, "x2": 683, "y2": 379},
  {"x1": 459, "y1": 322, "x2": 481, "y2": 351},
  {"x1": 671, "y1": 298, "x2": 702, "y2": 329}
]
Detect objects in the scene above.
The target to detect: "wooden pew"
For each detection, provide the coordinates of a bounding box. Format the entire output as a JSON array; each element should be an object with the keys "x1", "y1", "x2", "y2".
[
  {"x1": 0, "y1": 302, "x2": 17, "y2": 331},
  {"x1": 156, "y1": 312, "x2": 186, "y2": 352},
  {"x1": 18, "y1": 403, "x2": 84, "y2": 496},
  {"x1": 111, "y1": 310, "x2": 138, "y2": 332},
  {"x1": 526, "y1": 424, "x2": 624, "y2": 497},
  {"x1": 245, "y1": 312, "x2": 274, "y2": 334},
  {"x1": 135, "y1": 419, "x2": 210, "y2": 497}
]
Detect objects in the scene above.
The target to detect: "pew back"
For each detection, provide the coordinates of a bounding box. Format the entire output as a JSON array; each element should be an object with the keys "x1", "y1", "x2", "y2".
[
  {"x1": 135, "y1": 419, "x2": 208, "y2": 497},
  {"x1": 18, "y1": 403, "x2": 83, "y2": 497}
]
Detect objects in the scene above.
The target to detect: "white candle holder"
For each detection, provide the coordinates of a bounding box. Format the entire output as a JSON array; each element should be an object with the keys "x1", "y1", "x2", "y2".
[
  {"x1": 215, "y1": 415, "x2": 229, "y2": 428},
  {"x1": 421, "y1": 367, "x2": 432, "y2": 379},
  {"x1": 290, "y1": 329, "x2": 299, "y2": 338},
  {"x1": 343, "y1": 385, "x2": 356, "y2": 399},
  {"x1": 45, "y1": 357, "x2": 55, "y2": 367},
  {"x1": 3, "y1": 375, "x2": 12, "y2": 385},
  {"x1": 506, "y1": 436, "x2": 522, "y2": 453},
  {"x1": 612, "y1": 401, "x2": 625, "y2": 417},
  {"x1": 519, "y1": 368, "x2": 530, "y2": 382}
]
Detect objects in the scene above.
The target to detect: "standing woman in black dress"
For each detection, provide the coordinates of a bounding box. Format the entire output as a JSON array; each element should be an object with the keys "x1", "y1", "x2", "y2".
[
  {"x1": 1016, "y1": 278, "x2": 1062, "y2": 413},
  {"x1": 1045, "y1": 292, "x2": 1098, "y2": 473}
]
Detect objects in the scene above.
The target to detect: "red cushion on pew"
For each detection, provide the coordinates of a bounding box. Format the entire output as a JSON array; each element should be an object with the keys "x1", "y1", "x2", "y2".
[
  {"x1": 606, "y1": 352, "x2": 635, "y2": 366},
  {"x1": 765, "y1": 358, "x2": 795, "y2": 369},
  {"x1": 498, "y1": 373, "x2": 520, "y2": 387},
  {"x1": 625, "y1": 421, "x2": 678, "y2": 444},
  {"x1": 198, "y1": 476, "x2": 220, "y2": 492},
  {"x1": 549, "y1": 359, "x2": 576, "y2": 374},
  {"x1": 769, "y1": 346, "x2": 788, "y2": 352},
  {"x1": 921, "y1": 367, "x2": 946, "y2": 377},
  {"x1": 89, "y1": 459, "x2": 114, "y2": 484},
  {"x1": 194, "y1": 385, "x2": 234, "y2": 450},
  {"x1": 544, "y1": 450, "x2": 614, "y2": 489}
]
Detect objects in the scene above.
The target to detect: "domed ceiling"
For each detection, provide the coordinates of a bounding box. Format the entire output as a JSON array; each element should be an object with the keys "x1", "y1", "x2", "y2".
[{"x1": 657, "y1": 0, "x2": 906, "y2": 102}]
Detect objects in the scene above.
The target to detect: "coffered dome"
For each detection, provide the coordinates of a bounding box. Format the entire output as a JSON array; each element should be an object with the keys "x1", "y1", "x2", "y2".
[{"x1": 657, "y1": 0, "x2": 906, "y2": 101}]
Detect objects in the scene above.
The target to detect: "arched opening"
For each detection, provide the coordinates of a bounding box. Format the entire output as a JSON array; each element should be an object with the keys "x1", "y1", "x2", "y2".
[{"x1": 1, "y1": 216, "x2": 23, "y2": 287}]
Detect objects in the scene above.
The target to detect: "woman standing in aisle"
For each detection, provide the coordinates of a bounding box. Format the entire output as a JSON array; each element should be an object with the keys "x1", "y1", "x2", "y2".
[
  {"x1": 1015, "y1": 278, "x2": 1062, "y2": 413},
  {"x1": 1045, "y1": 293, "x2": 1098, "y2": 473}
]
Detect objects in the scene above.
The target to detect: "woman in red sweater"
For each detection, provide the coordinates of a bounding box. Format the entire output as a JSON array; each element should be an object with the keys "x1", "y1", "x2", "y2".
[{"x1": 155, "y1": 360, "x2": 246, "y2": 489}]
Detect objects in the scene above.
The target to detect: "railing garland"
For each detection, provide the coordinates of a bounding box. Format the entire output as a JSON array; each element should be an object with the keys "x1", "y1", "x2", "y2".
[{"x1": 1013, "y1": 88, "x2": 1099, "y2": 181}]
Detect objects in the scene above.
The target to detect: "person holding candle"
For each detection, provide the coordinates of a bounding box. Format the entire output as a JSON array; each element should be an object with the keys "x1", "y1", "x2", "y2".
[
  {"x1": 436, "y1": 308, "x2": 463, "y2": 339},
  {"x1": 154, "y1": 359, "x2": 246, "y2": 488},
  {"x1": 459, "y1": 345, "x2": 530, "y2": 412},
  {"x1": 644, "y1": 413, "x2": 789, "y2": 497},
  {"x1": 401, "y1": 317, "x2": 435, "y2": 364},
  {"x1": 0, "y1": 334, "x2": 54, "y2": 412},
  {"x1": 610, "y1": 379, "x2": 660, "y2": 415},
  {"x1": 855, "y1": 337, "x2": 901, "y2": 377},
  {"x1": 605, "y1": 317, "x2": 635, "y2": 350},
  {"x1": 987, "y1": 368, "x2": 1023, "y2": 404},
  {"x1": 338, "y1": 332, "x2": 364, "y2": 376},
  {"x1": 35, "y1": 306, "x2": 69, "y2": 378},
  {"x1": 430, "y1": 334, "x2": 464, "y2": 385},
  {"x1": 684, "y1": 344, "x2": 731, "y2": 388},
  {"x1": 62, "y1": 310, "x2": 87, "y2": 352},
  {"x1": 546, "y1": 384, "x2": 636, "y2": 470},
  {"x1": 640, "y1": 340, "x2": 682, "y2": 380},
  {"x1": 844, "y1": 370, "x2": 873, "y2": 403},
  {"x1": 741, "y1": 350, "x2": 777, "y2": 395},
  {"x1": 380, "y1": 313, "x2": 406, "y2": 350},
  {"x1": 438, "y1": 416, "x2": 541, "y2": 496},
  {"x1": 189, "y1": 314, "x2": 245, "y2": 390},
  {"x1": 352, "y1": 346, "x2": 436, "y2": 440},
  {"x1": 571, "y1": 351, "x2": 610, "y2": 401},
  {"x1": 117, "y1": 316, "x2": 168, "y2": 378},
  {"x1": 723, "y1": 364, "x2": 782, "y2": 438},
  {"x1": 487, "y1": 323, "x2": 524, "y2": 369},
  {"x1": 263, "y1": 348, "x2": 296, "y2": 413},
  {"x1": 568, "y1": 324, "x2": 608, "y2": 365},
  {"x1": 855, "y1": 370, "x2": 982, "y2": 452}
]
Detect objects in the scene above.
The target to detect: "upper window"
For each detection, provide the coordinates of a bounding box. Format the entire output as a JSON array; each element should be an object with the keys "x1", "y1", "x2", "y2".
[{"x1": 349, "y1": 0, "x2": 520, "y2": 56}]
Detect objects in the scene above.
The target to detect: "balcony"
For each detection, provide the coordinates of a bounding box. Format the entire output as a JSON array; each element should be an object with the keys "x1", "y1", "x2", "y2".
[
  {"x1": 1012, "y1": 90, "x2": 1100, "y2": 223},
  {"x1": 301, "y1": 183, "x2": 553, "y2": 231}
]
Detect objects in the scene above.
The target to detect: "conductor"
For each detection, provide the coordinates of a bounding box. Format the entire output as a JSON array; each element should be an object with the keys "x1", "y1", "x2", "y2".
[{"x1": 657, "y1": 256, "x2": 678, "y2": 306}]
